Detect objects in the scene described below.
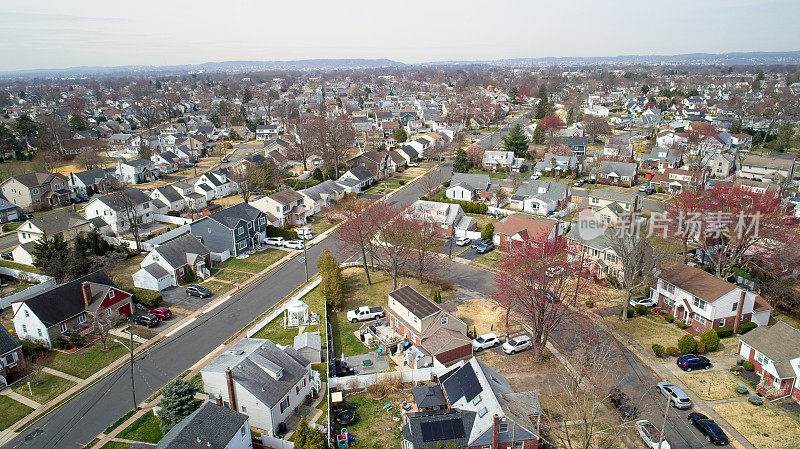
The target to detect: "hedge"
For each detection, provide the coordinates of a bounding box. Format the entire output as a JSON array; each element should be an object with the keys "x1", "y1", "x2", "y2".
[
  {"x1": 133, "y1": 289, "x2": 163, "y2": 308},
  {"x1": 678, "y1": 335, "x2": 697, "y2": 355},
  {"x1": 427, "y1": 198, "x2": 488, "y2": 214},
  {"x1": 666, "y1": 347, "x2": 680, "y2": 357},
  {"x1": 634, "y1": 304, "x2": 648, "y2": 316},
  {"x1": 716, "y1": 326, "x2": 734, "y2": 338},
  {"x1": 266, "y1": 225, "x2": 298, "y2": 240},
  {"x1": 700, "y1": 329, "x2": 720, "y2": 352},
  {"x1": 748, "y1": 395, "x2": 764, "y2": 405},
  {"x1": 738, "y1": 322, "x2": 758, "y2": 334},
  {"x1": 284, "y1": 178, "x2": 321, "y2": 190},
  {"x1": 665, "y1": 314, "x2": 674, "y2": 323}
]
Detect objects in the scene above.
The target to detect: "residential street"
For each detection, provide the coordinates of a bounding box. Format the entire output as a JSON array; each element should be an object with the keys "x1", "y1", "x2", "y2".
[{"x1": 474, "y1": 114, "x2": 529, "y2": 148}]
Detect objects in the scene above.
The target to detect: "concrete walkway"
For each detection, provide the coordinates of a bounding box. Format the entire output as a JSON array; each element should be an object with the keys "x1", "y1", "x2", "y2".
[
  {"x1": 108, "y1": 328, "x2": 148, "y2": 344},
  {"x1": 42, "y1": 366, "x2": 83, "y2": 383},
  {"x1": 0, "y1": 388, "x2": 42, "y2": 408}
]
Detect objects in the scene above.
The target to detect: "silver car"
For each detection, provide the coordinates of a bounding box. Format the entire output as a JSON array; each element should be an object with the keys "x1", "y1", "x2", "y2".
[{"x1": 656, "y1": 381, "x2": 692, "y2": 409}]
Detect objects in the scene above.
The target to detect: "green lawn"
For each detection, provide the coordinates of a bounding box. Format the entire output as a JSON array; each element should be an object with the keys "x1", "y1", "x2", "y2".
[
  {"x1": 474, "y1": 251, "x2": 505, "y2": 266},
  {"x1": 466, "y1": 213, "x2": 496, "y2": 232},
  {"x1": 12, "y1": 372, "x2": 76, "y2": 404},
  {"x1": 307, "y1": 217, "x2": 339, "y2": 236},
  {"x1": 46, "y1": 341, "x2": 136, "y2": 379},
  {"x1": 0, "y1": 260, "x2": 40, "y2": 273},
  {"x1": 0, "y1": 395, "x2": 33, "y2": 431},
  {"x1": 198, "y1": 280, "x2": 232, "y2": 296},
  {"x1": 2, "y1": 222, "x2": 21, "y2": 232},
  {"x1": 189, "y1": 373, "x2": 204, "y2": 393},
  {"x1": 105, "y1": 408, "x2": 139, "y2": 434},
  {"x1": 110, "y1": 254, "x2": 146, "y2": 293},
  {"x1": 468, "y1": 169, "x2": 508, "y2": 179},
  {"x1": 116, "y1": 411, "x2": 163, "y2": 444},
  {"x1": 214, "y1": 269, "x2": 253, "y2": 284},
  {"x1": 216, "y1": 249, "x2": 285, "y2": 274},
  {"x1": 2, "y1": 280, "x2": 34, "y2": 297},
  {"x1": 312, "y1": 363, "x2": 328, "y2": 424},
  {"x1": 608, "y1": 314, "x2": 687, "y2": 355},
  {"x1": 333, "y1": 393, "x2": 406, "y2": 449},
  {"x1": 251, "y1": 316, "x2": 302, "y2": 346},
  {"x1": 99, "y1": 442, "x2": 130, "y2": 449}
]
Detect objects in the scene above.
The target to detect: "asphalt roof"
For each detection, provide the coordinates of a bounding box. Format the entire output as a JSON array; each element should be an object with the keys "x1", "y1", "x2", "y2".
[
  {"x1": 412, "y1": 385, "x2": 448, "y2": 409},
  {"x1": 18, "y1": 271, "x2": 117, "y2": 327},
  {"x1": 22, "y1": 209, "x2": 88, "y2": 236},
  {"x1": 739, "y1": 321, "x2": 800, "y2": 379},
  {"x1": 151, "y1": 234, "x2": 209, "y2": 269},
  {"x1": 0, "y1": 323, "x2": 20, "y2": 356},
  {"x1": 156, "y1": 401, "x2": 248, "y2": 449},
  {"x1": 207, "y1": 202, "x2": 263, "y2": 229},
  {"x1": 389, "y1": 285, "x2": 440, "y2": 319},
  {"x1": 403, "y1": 409, "x2": 474, "y2": 449},
  {"x1": 658, "y1": 264, "x2": 736, "y2": 303}
]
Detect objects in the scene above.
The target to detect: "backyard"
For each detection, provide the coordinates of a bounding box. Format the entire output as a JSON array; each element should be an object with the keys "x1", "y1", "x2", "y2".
[
  {"x1": 332, "y1": 390, "x2": 408, "y2": 449},
  {"x1": 46, "y1": 340, "x2": 137, "y2": 379}
]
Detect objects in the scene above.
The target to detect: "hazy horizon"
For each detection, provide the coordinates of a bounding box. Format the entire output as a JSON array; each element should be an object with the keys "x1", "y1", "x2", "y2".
[{"x1": 2, "y1": 0, "x2": 800, "y2": 72}]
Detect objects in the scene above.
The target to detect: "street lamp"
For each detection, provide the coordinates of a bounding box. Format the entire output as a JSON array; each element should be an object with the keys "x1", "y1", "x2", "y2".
[{"x1": 114, "y1": 326, "x2": 136, "y2": 413}]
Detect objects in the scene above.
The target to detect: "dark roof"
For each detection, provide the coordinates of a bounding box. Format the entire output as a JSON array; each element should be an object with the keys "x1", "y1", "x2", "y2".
[
  {"x1": 346, "y1": 165, "x2": 374, "y2": 183},
  {"x1": 0, "y1": 323, "x2": 21, "y2": 356},
  {"x1": 389, "y1": 285, "x2": 440, "y2": 319},
  {"x1": 123, "y1": 158, "x2": 153, "y2": 168},
  {"x1": 156, "y1": 401, "x2": 248, "y2": 449},
  {"x1": 441, "y1": 361, "x2": 482, "y2": 403},
  {"x1": 23, "y1": 209, "x2": 88, "y2": 235},
  {"x1": 400, "y1": 144, "x2": 419, "y2": 159},
  {"x1": 19, "y1": 271, "x2": 119, "y2": 327},
  {"x1": 154, "y1": 185, "x2": 183, "y2": 203},
  {"x1": 7, "y1": 172, "x2": 67, "y2": 188},
  {"x1": 97, "y1": 188, "x2": 152, "y2": 210},
  {"x1": 72, "y1": 168, "x2": 111, "y2": 186},
  {"x1": 151, "y1": 234, "x2": 209, "y2": 269},
  {"x1": 267, "y1": 188, "x2": 303, "y2": 206},
  {"x1": 739, "y1": 321, "x2": 800, "y2": 379},
  {"x1": 412, "y1": 385, "x2": 448, "y2": 409},
  {"x1": 403, "y1": 409, "x2": 474, "y2": 449},
  {"x1": 659, "y1": 264, "x2": 736, "y2": 303},
  {"x1": 207, "y1": 202, "x2": 263, "y2": 229}
]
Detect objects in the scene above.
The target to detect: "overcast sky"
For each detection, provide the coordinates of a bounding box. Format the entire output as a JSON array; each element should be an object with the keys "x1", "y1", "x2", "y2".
[{"x1": 1, "y1": 0, "x2": 799, "y2": 71}]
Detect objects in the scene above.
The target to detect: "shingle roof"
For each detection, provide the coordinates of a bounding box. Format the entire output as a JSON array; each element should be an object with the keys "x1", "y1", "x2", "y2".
[
  {"x1": 96, "y1": 188, "x2": 151, "y2": 211},
  {"x1": 23, "y1": 209, "x2": 88, "y2": 236},
  {"x1": 72, "y1": 168, "x2": 111, "y2": 186},
  {"x1": 153, "y1": 185, "x2": 183, "y2": 203},
  {"x1": 0, "y1": 323, "x2": 21, "y2": 356},
  {"x1": 267, "y1": 188, "x2": 303, "y2": 206},
  {"x1": 207, "y1": 202, "x2": 263, "y2": 229},
  {"x1": 345, "y1": 165, "x2": 374, "y2": 183},
  {"x1": 494, "y1": 214, "x2": 557, "y2": 241},
  {"x1": 739, "y1": 321, "x2": 800, "y2": 379},
  {"x1": 156, "y1": 401, "x2": 248, "y2": 449},
  {"x1": 389, "y1": 285, "x2": 440, "y2": 319},
  {"x1": 658, "y1": 264, "x2": 736, "y2": 303},
  {"x1": 151, "y1": 234, "x2": 209, "y2": 269},
  {"x1": 18, "y1": 271, "x2": 118, "y2": 327},
  {"x1": 7, "y1": 172, "x2": 67, "y2": 188},
  {"x1": 450, "y1": 173, "x2": 490, "y2": 192}
]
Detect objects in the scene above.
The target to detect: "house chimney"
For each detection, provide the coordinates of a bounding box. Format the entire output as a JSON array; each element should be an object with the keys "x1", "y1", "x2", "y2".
[
  {"x1": 225, "y1": 368, "x2": 237, "y2": 412},
  {"x1": 492, "y1": 415, "x2": 500, "y2": 449},
  {"x1": 81, "y1": 282, "x2": 92, "y2": 307},
  {"x1": 733, "y1": 290, "x2": 746, "y2": 333}
]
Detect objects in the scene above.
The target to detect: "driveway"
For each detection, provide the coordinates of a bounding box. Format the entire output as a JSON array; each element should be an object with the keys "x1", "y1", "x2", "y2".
[
  {"x1": 160, "y1": 286, "x2": 216, "y2": 309},
  {"x1": 456, "y1": 246, "x2": 488, "y2": 261}
]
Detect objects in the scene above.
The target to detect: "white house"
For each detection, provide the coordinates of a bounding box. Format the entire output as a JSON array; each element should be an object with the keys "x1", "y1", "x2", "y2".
[
  {"x1": 133, "y1": 234, "x2": 211, "y2": 291},
  {"x1": 149, "y1": 185, "x2": 186, "y2": 213},
  {"x1": 155, "y1": 402, "x2": 252, "y2": 449},
  {"x1": 510, "y1": 180, "x2": 571, "y2": 215},
  {"x1": 115, "y1": 159, "x2": 157, "y2": 185},
  {"x1": 193, "y1": 169, "x2": 234, "y2": 200},
  {"x1": 83, "y1": 188, "x2": 156, "y2": 233},
  {"x1": 446, "y1": 173, "x2": 491, "y2": 201}
]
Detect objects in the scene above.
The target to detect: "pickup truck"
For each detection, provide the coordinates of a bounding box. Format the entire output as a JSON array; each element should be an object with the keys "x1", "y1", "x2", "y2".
[{"x1": 347, "y1": 306, "x2": 385, "y2": 323}]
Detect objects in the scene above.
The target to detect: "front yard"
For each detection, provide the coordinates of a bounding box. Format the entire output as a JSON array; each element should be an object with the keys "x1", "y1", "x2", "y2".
[
  {"x1": 607, "y1": 314, "x2": 687, "y2": 357},
  {"x1": 198, "y1": 280, "x2": 232, "y2": 296},
  {"x1": 251, "y1": 272, "x2": 327, "y2": 348},
  {"x1": 116, "y1": 410, "x2": 163, "y2": 444},
  {"x1": 46, "y1": 340, "x2": 137, "y2": 379},
  {"x1": 714, "y1": 401, "x2": 800, "y2": 449},
  {"x1": 11, "y1": 372, "x2": 76, "y2": 404},
  {"x1": 0, "y1": 396, "x2": 33, "y2": 431},
  {"x1": 678, "y1": 371, "x2": 740, "y2": 401},
  {"x1": 216, "y1": 249, "x2": 286, "y2": 274}
]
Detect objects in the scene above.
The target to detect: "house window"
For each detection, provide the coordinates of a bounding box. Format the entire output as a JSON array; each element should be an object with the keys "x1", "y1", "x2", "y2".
[
  {"x1": 37, "y1": 328, "x2": 41, "y2": 337},
  {"x1": 731, "y1": 302, "x2": 738, "y2": 312},
  {"x1": 478, "y1": 407, "x2": 488, "y2": 418},
  {"x1": 693, "y1": 297, "x2": 707, "y2": 309},
  {"x1": 78, "y1": 314, "x2": 86, "y2": 324},
  {"x1": 241, "y1": 405, "x2": 247, "y2": 413},
  {"x1": 240, "y1": 425, "x2": 246, "y2": 437},
  {"x1": 694, "y1": 313, "x2": 707, "y2": 325},
  {"x1": 499, "y1": 421, "x2": 508, "y2": 433},
  {"x1": 24, "y1": 310, "x2": 29, "y2": 317},
  {"x1": 60, "y1": 323, "x2": 68, "y2": 333},
  {"x1": 260, "y1": 217, "x2": 265, "y2": 225},
  {"x1": 109, "y1": 290, "x2": 115, "y2": 298},
  {"x1": 515, "y1": 442, "x2": 524, "y2": 449},
  {"x1": 719, "y1": 318, "x2": 725, "y2": 327},
  {"x1": 756, "y1": 352, "x2": 770, "y2": 366},
  {"x1": 472, "y1": 395, "x2": 482, "y2": 406},
  {"x1": 106, "y1": 308, "x2": 112, "y2": 317},
  {"x1": 238, "y1": 227, "x2": 244, "y2": 235},
  {"x1": 663, "y1": 281, "x2": 675, "y2": 294}
]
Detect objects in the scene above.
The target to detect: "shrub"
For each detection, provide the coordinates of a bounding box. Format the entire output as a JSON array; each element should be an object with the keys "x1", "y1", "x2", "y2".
[
  {"x1": 738, "y1": 322, "x2": 758, "y2": 334},
  {"x1": 429, "y1": 197, "x2": 488, "y2": 214},
  {"x1": 716, "y1": 326, "x2": 734, "y2": 338},
  {"x1": 700, "y1": 329, "x2": 720, "y2": 352},
  {"x1": 481, "y1": 223, "x2": 494, "y2": 240},
  {"x1": 584, "y1": 300, "x2": 595, "y2": 308},
  {"x1": 398, "y1": 180, "x2": 406, "y2": 186},
  {"x1": 656, "y1": 186, "x2": 664, "y2": 193},
  {"x1": 695, "y1": 340, "x2": 706, "y2": 354},
  {"x1": 183, "y1": 267, "x2": 196, "y2": 283},
  {"x1": 225, "y1": 142, "x2": 233, "y2": 149},
  {"x1": 666, "y1": 347, "x2": 680, "y2": 357},
  {"x1": 606, "y1": 273, "x2": 621, "y2": 288},
  {"x1": 678, "y1": 335, "x2": 697, "y2": 355},
  {"x1": 652, "y1": 344, "x2": 665, "y2": 358},
  {"x1": 736, "y1": 385, "x2": 748, "y2": 394},
  {"x1": 634, "y1": 304, "x2": 648, "y2": 316},
  {"x1": 167, "y1": 211, "x2": 181, "y2": 217},
  {"x1": 677, "y1": 322, "x2": 687, "y2": 329},
  {"x1": 748, "y1": 395, "x2": 764, "y2": 406},
  {"x1": 266, "y1": 225, "x2": 298, "y2": 240},
  {"x1": 622, "y1": 308, "x2": 635, "y2": 318},
  {"x1": 742, "y1": 360, "x2": 754, "y2": 371},
  {"x1": 133, "y1": 289, "x2": 163, "y2": 308},
  {"x1": 69, "y1": 332, "x2": 82, "y2": 348},
  {"x1": 665, "y1": 314, "x2": 674, "y2": 323}
]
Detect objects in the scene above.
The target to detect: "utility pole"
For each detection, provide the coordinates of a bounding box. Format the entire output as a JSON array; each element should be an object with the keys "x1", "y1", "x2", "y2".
[
  {"x1": 115, "y1": 327, "x2": 136, "y2": 413},
  {"x1": 657, "y1": 387, "x2": 671, "y2": 449},
  {"x1": 302, "y1": 238, "x2": 309, "y2": 282}
]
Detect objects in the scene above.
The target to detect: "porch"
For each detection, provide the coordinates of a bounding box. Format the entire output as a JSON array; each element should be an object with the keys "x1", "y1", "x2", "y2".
[{"x1": 756, "y1": 372, "x2": 795, "y2": 400}]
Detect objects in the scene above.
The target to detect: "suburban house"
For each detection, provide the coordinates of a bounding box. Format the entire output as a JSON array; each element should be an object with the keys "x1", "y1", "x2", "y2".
[
  {"x1": 252, "y1": 188, "x2": 306, "y2": 227},
  {"x1": 298, "y1": 180, "x2": 346, "y2": 215},
  {"x1": 256, "y1": 124, "x2": 280, "y2": 140},
  {"x1": 402, "y1": 357, "x2": 541, "y2": 449},
  {"x1": 593, "y1": 161, "x2": 638, "y2": 187},
  {"x1": 115, "y1": 159, "x2": 157, "y2": 185},
  {"x1": 737, "y1": 322, "x2": 800, "y2": 401},
  {"x1": 0, "y1": 196, "x2": 19, "y2": 223},
  {"x1": 68, "y1": 168, "x2": 115, "y2": 197},
  {"x1": 386, "y1": 285, "x2": 472, "y2": 366},
  {"x1": 651, "y1": 264, "x2": 772, "y2": 334},
  {"x1": 446, "y1": 173, "x2": 491, "y2": 202},
  {"x1": 406, "y1": 200, "x2": 477, "y2": 238},
  {"x1": 387, "y1": 150, "x2": 408, "y2": 171},
  {"x1": 647, "y1": 168, "x2": 708, "y2": 194},
  {"x1": 708, "y1": 153, "x2": 735, "y2": 178},
  {"x1": 738, "y1": 154, "x2": 796, "y2": 184},
  {"x1": 171, "y1": 181, "x2": 207, "y2": 211},
  {"x1": 560, "y1": 136, "x2": 588, "y2": 157},
  {"x1": 83, "y1": 188, "x2": 156, "y2": 233},
  {"x1": 585, "y1": 190, "x2": 640, "y2": 226},
  {"x1": 0, "y1": 324, "x2": 23, "y2": 388},
  {"x1": 201, "y1": 338, "x2": 318, "y2": 433},
  {"x1": 151, "y1": 151, "x2": 181, "y2": 174},
  {"x1": 149, "y1": 185, "x2": 186, "y2": 213},
  {"x1": 565, "y1": 226, "x2": 627, "y2": 280},
  {"x1": 493, "y1": 214, "x2": 565, "y2": 248},
  {"x1": 336, "y1": 166, "x2": 375, "y2": 194},
  {"x1": 194, "y1": 169, "x2": 234, "y2": 200},
  {"x1": 510, "y1": 180, "x2": 570, "y2": 215},
  {"x1": 482, "y1": 150, "x2": 519, "y2": 172},
  {"x1": 155, "y1": 401, "x2": 251, "y2": 449},
  {"x1": 534, "y1": 154, "x2": 580, "y2": 175},
  {"x1": 397, "y1": 144, "x2": 420, "y2": 163},
  {"x1": 12, "y1": 210, "x2": 92, "y2": 266},
  {"x1": 642, "y1": 146, "x2": 683, "y2": 172},
  {"x1": 347, "y1": 150, "x2": 392, "y2": 180},
  {"x1": 133, "y1": 234, "x2": 212, "y2": 291},
  {"x1": 11, "y1": 271, "x2": 133, "y2": 348},
  {"x1": 731, "y1": 133, "x2": 753, "y2": 150},
  {"x1": 0, "y1": 172, "x2": 72, "y2": 210},
  {"x1": 190, "y1": 202, "x2": 270, "y2": 261}
]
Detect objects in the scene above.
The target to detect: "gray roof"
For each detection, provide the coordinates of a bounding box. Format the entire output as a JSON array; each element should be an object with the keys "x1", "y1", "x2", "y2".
[
  {"x1": 153, "y1": 185, "x2": 183, "y2": 203},
  {"x1": 96, "y1": 188, "x2": 151, "y2": 210},
  {"x1": 389, "y1": 285, "x2": 440, "y2": 319},
  {"x1": 122, "y1": 158, "x2": 153, "y2": 168},
  {"x1": 412, "y1": 385, "x2": 448, "y2": 409},
  {"x1": 588, "y1": 188, "x2": 637, "y2": 204},
  {"x1": 293, "y1": 332, "x2": 321, "y2": 351},
  {"x1": 22, "y1": 209, "x2": 88, "y2": 236},
  {"x1": 565, "y1": 226, "x2": 615, "y2": 252},
  {"x1": 267, "y1": 188, "x2": 303, "y2": 206},
  {"x1": 202, "y1": 338, "x2": 310, "y2": 408},
  {"x1": 151, "y1": 234, "x2": 209, "y2": 269},
  {"x1": 72, "y1": 168, "x2": 111, "y2": 186},
  {"x1": 6, "y1": 172, "x2": 67, "y2": 188},
  {"x1": 141, "y1": 263, "x2": 170, "y2": 279},
  {"x1": 450, "y1": 173, "x2": 490, "y2": 192},
  {"x1": 345, "y1": 165, "x2": 374, "y2": 183},
  {"x1": 0, "y1": 323, "x2": 20, "y2": 356},
  {"x1": 739, "y1": 321, "x2": 800, "y2": 379},
  {"x1": 207, "y1": 202, "x2": 263, "y2": 229},
  {"x1": 511, "y1": 180, "x2": 567, "y2": 203},
  {"x1": 596, "y1": 160, "x2": 637, "y2": 178},
  {"x1": 299, "y1": 180, "x2": 345, "y2": 202},
  {"x1": 399, "y1": 144, "x2": 419, "y2": 159},
  {"x1": 156, "y1": 401, "x2": 248, "y2": 449}
]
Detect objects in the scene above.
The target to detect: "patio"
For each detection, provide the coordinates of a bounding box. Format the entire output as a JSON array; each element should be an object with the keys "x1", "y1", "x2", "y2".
[{"x1": 342, "y1": 352, "x2": 390, "y2": 375}]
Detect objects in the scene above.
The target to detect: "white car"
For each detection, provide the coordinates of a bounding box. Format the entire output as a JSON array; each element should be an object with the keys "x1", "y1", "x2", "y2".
[
  {"x1": 502, "y1": 334, "x2": 531, "y2": 354},
  {"x1": 263, "y1": 237, "x2": 285, "y2": 247},
  {"x1": 629, "y1": 296, "x2": 657, "y2": 308},
  {"x1": 407, "y1": 161, "x2": 419, "y2": 167},
  {"x1": 472, "y1": 333, "x2": 501, "y2": 351},
  {"x1": 284, "y1": 239, "x2": 305, "y2": 250},
  {"x1": 635, "y1": 419, "x2": 671, "y2": 449},
  {"x1": 530, "y1": 172, "x2": 541, "y2": 180},
  {"x1": 295, "y1": 227, "x2": 314, "y2": 240},
  {"x1": 455, "y1": 236, "x2": 471, "y2": 246}
]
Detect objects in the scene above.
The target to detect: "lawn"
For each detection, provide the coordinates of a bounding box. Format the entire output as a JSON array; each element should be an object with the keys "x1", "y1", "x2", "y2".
[
  {"x1": 0, "y1": 395, "x2": 33, "y2": 431},
  {"x1": 312, "y1": 364, "x2": 328, "y2": 424},
  {"x1": 12, "y1": 372, "x2": 76, "y2": 404},
  {"x1": 109, "y1": 254, "x2": 146, "y2": 293},
  {"x1": 116, "y1": 410, "x2": 163, "y2": 444},
  {"x1": 468, "y1": 169, "x2": 507, "y2": 179},
  {"x1": 679, "y1": 371, "x2": 740, "y2": 401},
  {"x1": 466, "y1": 213, "x2": 496, "y2": 232},
  {"x1": 211, "y1": 194, "x2": 245, "y2": 208},
  {"x1": 333, "y1": 391, "x2": 407, "y2": 449},
  {"x1": 99, "y1": 442, "x2": 130, "y2": 449},
  {"x1": 188, "y1": 373, "x2": 204, "y2": 393},
  {"x1": 714, "y1": 401, "x2": 800, "y2": 449},
  {"x1": 198, "y1": 280, "x2": 232, "y2": 296},
  {"x1": 252, "y1": 282, "x2": 327, "y2": 348},
  {"x1": 214, "y1": 269, "x2": 253, "y2": 284},
  {"x1": 607, "y1": 314, "x2": 687, "y2": 356},
  {"x1": 474, "y1": 250, "x2": 505, "y2": 267},
  {"x1": 216, "y1": 249, "x2": 285, "y2": 274},
  {"x1": 0, "y1": 260, "x2": 40, "y2": 273},
  {"x1": 307, "y1": 217, "x2": 339, "y2": 236},
  {"x1": 46, "y1": 341, "x2": 136, "y2": 379}
]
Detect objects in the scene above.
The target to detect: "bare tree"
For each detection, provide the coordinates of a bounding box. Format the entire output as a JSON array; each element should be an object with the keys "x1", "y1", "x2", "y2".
[
  {"x1": 373, "y1": 207, "x2": 415, "y2": 289},
  {"x1": 608, "y1": 220, "x2": 658, "y2": 321},
  {"x1": 508, "y1": 172, "x2": 523, "y2": 192},
  {"x1": 319, "y1": 117, "x2": 355, "y2": 179},
  {"x1": 229, "y1": 163, "x2": 256, "y2": 203},
  {"x1": 33, "y1": 150, "x2": 63, "y2": 173},
  {"x1": 417, "y1": 167, "x2": 442, "y2": 197},
  {"x1": 406, "y1": 218, "x2": 442, "y2": 283},
  {"x1": 77, "y1": 148, "x2": 102, "y2": 170},
  {"x1": 96, "y1": 314, "x2": 125, "y2": 350},
  {"x1": 489, "y1": 186, "x2": 509, "y2": 207},
  {"x1": 296, "y1": 116, "x2": 322, "y2": 172},
  {"x1": 109, "y1": 187, "x2": 145, "y2": 253},
  {"x1": 137, "y1": 141, "x2": 154, "y2": 160},
  {"x1": 335, "y1": 196, "x2": 391, "y2": 286}
]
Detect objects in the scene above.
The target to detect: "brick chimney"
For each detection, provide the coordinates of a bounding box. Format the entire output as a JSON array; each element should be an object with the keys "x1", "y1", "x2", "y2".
[
  {"x1": 225, "y1": 368, "x2": 237, "y2": 412},
  {"x1": 492, "y1": 414, "x2": 500, "y2": 449},
  {"x1": 733, "y1": 290, "x2": 746, "y2": 334},
  {"x1": 81, "y1": 282, "x2": 92, "y2": 307}
]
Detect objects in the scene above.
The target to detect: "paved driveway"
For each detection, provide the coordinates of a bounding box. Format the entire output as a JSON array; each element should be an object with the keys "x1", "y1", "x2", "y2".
[{"x1": 161, "y1": 286, "x2": 216, "y2": 310}]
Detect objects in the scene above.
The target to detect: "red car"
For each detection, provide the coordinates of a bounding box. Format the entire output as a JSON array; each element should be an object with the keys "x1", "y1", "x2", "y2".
[{"x1": 147, "y1": 307, "x2": 172, "y2": 320}]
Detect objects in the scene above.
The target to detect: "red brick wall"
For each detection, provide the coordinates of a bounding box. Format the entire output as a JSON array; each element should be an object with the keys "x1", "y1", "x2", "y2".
[{"x1": 435, "y1": 343, "x2": 473, "y2": 365}]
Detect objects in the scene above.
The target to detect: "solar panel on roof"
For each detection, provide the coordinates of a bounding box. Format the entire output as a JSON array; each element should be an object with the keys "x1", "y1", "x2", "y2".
[
  {"x1": 442, "y1": 364, "x2": 481, "y2": 403},
  {"x1": 420, "y1": 418, "x2": 465, "y2": 442}
]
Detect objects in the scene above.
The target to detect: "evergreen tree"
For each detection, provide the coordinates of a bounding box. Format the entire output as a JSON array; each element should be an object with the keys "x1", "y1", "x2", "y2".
[
  {"x1": 293, "y1": 417, "x2": 327, "y2": 449},
  {"x1": 532, "y1": 125, "x2": 545, "y2": 145},
  {"x1": 566, "y1": 107, "x2": 575, "y2": 126},
  {"x1": 311, "y1": 168, "x2": 325, "y2": 182},
  {"x1": 317, "y1": 247, "x2": 344, "y2": 310},
  {"x1": 481, "y1": 223, "x2": 494, "y2": 240},
  {"x1": 158, "y1": 379, "x2": 200, "y2": 433},
  {"x1": 776, "y1": 121, "x2": 795, "y2": 151},
  {"x1": 393, "y1": 128, "x2": 408, "y2": 143},
  {"x1": 508, "y1": 86, "x2": 518, "y2": 104},
  {"x1": 535, "y1": 85, "x2": 548, "y2": 119},
  {"x1": 452, "y1": 148, "x2": 470, "y2": 173},
  {"x1": 501, "y1": 124, "x2": 530, "y2": 158}
]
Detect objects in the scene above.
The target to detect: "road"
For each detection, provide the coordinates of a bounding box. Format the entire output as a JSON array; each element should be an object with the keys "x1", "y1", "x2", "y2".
[{"x1": 474, "y1": 114, "x2": 529, "y2": 148}]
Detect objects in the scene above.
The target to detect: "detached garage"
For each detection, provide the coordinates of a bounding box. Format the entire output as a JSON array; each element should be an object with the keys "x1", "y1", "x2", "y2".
[{"x1": 133, "y1": 264, "x2": 172, "y2": 291}]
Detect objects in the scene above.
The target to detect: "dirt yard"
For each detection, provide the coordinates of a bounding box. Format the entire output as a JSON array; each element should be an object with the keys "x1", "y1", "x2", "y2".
[
  {"x1": 714, "y1": 401, "x2": 800, "y2": 449},
  {"x1": 679, "y1": 371, "x2": 741, "y2": 401}
]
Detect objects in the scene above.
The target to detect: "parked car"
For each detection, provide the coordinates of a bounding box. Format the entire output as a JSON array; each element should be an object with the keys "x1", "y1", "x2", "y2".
[
  {"x1": 476, "y1": 241, "x2": 495, "y2": 254},
  {"x1": 455, "y1": 236, "x2": 471, "y2": 246},
  {"x1": 656, "y1": 382, "x2": 692, "y2": 409},
  {"x1": 263, "y1": 237, "x2": 285, "y2": 246},
  {"x1": 408, "y1": 161, "x2": 419, "y2": 167},
  {"x1": 636, "y1": 419, "x2": 671, "y2": 449},
  {"x1": 134, "y1": 313, "x2": 160, "y2": 328},
  {"x1": 15, "y1": 214, "x2": 33, "y2": 222},
  {"x1": 0, "y1": 252, "x2": 12, "y2": 261},
  {"x1": 347, "y1": 306, "x2": 385, "y2": 323},
  {"x1": 186, "y1": 285, "x2": 212, "y2": 298},
  {"x1": 284, "y1": 239, "x2": 305, "y2": 250},
  {"x1": 676, "y1": 354, "x2": 712, "y2": 372},
  {"x1": 687, "y1": 413, "x2": 729, "y2": 445},
  {"x1": 147, "y1": 307, "x2": 172, "y2": 320},
  {"x1": 221, "y1": 158, "x2": 229, "y2": 163},
  {"x1": 502, "y1": 334, "x2": 531, "y2": 354},
  {"x1": 573, "y1": 179, "x2": 585, "y2": 187},
  {"x1": 530, "y1": 172, "x2": 542, "y2": 180},
  {"x1": 638, "y1": 184, "x2": 650, "y2": 192},
  {"x1": 643, "y1": 187, "x2": 657, "y2": 195},
  {"x1": 471, "y1": 238, "x2": 492, "y2": 249},
  {"x1": 295, "y1": 227, "x2": 314, "y2": 240},
  {"x1": 629, "y1": 296, "x2": 657, "y2": 307},
  {"x1": 608, "y1": 388, "x2": 638, "y2": 419},
  {"x1": 472, "y1": 333, "x2": 501, "y2": 351}
]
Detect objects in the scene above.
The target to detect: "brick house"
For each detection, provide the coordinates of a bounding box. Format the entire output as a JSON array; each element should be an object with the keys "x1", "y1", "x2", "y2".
[
  {"x1": 593, "y1": 161, "x2": 638, "y2": 187},
  {"x1": 385, "y1": 285, "x2": 472, "y2": 366},
  {"x1": 493, "y1": 214, "x2": 565, "y2": 249},
  {"x1": 647, "y1": 168, "x2": 708, "y2": 194},
  {"x1": 651, "y1": 264, "x2": 772, "y2": 334},
  {"x1": 737, "y1": 322, "x2": 800, "y2": 401},
  {"x1": 346, "y1": 150, "x2": 392, "y2": 180}
]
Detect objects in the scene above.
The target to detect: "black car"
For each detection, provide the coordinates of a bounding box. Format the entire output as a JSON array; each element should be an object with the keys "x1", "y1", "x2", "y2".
[
  {"x1": 643, "y1": 187, "x2": 656, "y2": 195},
  {"x1": 676, "y1": 354, "x2": 712, "y2": 372},
  {"x1": 476, "y1": 241, "x2": 495, "y2": 254},
  {"x1": 471, "y1": 238, "x2": 492, "y2": 249},
  {"x1": 608, "y1": 388, "x2": 638, "y2": 419},
  {"x1": 0, "y1": 252, "x2": 12, "y2": 261},
  {"x1": 15, "y1": 214, "x2": 34, "y2": 222},
  {"x1": 186, "y1": 285, "x2": 212, "y2": 298},
  {"x1": 134, "y1": 313, "x2": 160, "y2": 328},
  {"x1": 688, "y1": 413, "x2": 729, "y2": 445}
]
